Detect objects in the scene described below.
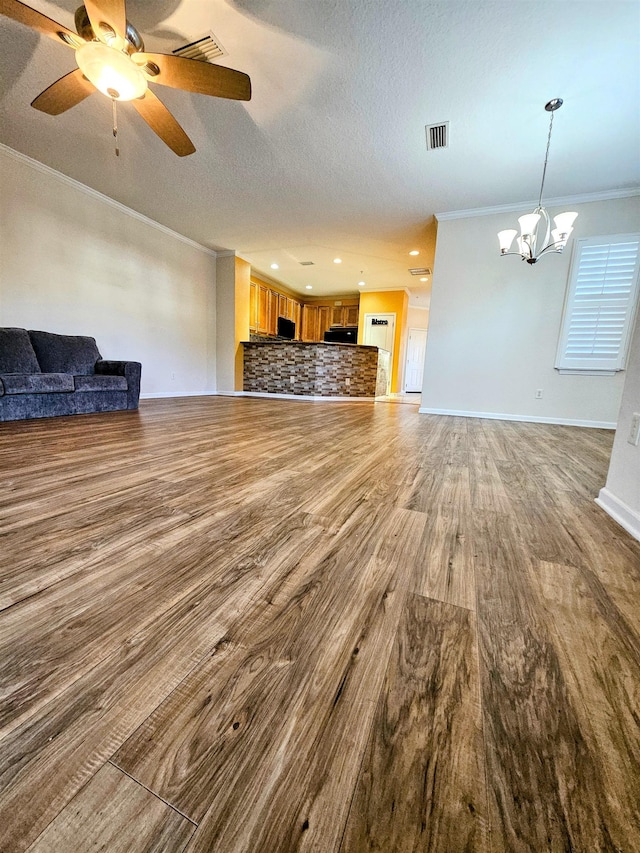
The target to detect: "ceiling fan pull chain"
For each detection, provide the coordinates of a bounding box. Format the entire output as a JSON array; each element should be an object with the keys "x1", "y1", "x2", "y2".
[{"x1": 112, "y1": 98, "x2": 120, "y2": 157}]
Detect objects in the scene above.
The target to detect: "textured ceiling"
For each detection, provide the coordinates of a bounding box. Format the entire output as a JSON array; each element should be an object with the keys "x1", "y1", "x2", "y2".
[{"x1": 1, "y1": 0, "x2": 638, "y2": 299}]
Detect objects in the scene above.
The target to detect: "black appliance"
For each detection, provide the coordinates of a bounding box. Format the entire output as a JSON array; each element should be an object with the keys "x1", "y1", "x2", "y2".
[
  {"x1": 323, "y1": 326, "x2": 358, "y2": 344},
  {"x1": 277, "y1": 316, "x2": 296, "y2": 339}
]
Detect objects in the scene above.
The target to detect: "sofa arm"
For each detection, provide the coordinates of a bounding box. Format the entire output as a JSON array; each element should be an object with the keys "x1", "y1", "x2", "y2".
[{"x1": 95, "y1": 360, "x2": 142, "y2": 409}]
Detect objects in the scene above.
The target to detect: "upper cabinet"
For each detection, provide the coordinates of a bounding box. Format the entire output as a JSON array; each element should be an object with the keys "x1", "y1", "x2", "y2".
[
  {"x1": 301, "y1": 300, "x2": 359, "y2": 341},
  {"x1": 250, "y1": 280, "x2": 359, "y2": 342},
  {"x1": 330, "y1": 304, "x2": 359, "y2": 328},
  {"x1": 250, "y1": 279, "x2": 304, "y2": 338},
  {"x1": 345, "y1": 305, "x2": 359, "y2": 326}
]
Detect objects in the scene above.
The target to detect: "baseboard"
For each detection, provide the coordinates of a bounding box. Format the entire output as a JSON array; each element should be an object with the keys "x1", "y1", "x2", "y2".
[
  {"x1": 418, "y1": 407, "x2": 616, "y2": 429},
  {"x1": 240, "y1": 391, "x2": 375, "y2": 402},
  {"x1": 595, "y1": 488, "x2": 640, "y2": 542},
  {"x1": 140, "y1": 391, "x2": 217, "y2": 399}
]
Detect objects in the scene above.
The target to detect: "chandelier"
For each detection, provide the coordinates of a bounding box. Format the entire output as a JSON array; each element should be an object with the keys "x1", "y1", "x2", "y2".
[{"x1": 498, "y1": 99, "x2": 577, "y2": 265}]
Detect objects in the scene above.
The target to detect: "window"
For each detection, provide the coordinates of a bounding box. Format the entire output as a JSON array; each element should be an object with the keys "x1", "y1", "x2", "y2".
[{"x1": 555, "y1": 234, "x2": 640, "y2": 374}]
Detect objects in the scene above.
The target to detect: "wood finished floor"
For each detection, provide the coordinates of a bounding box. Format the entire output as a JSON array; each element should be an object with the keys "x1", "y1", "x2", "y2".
[{"x1": 0, "y1": 397, "x2": 638, "y2": 853}]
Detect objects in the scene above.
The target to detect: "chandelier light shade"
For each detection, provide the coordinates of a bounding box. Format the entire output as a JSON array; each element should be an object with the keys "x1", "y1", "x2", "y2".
[{"x1": 498, "y1": 98, "x2": 578, "y2": 265}]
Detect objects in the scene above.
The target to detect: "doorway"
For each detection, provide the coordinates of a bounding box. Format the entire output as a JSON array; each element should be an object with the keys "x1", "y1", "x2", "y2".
[
  {"x1": 404, "y1": 327, "x2": 427, "y2": 392},
  {"x1": 363, "y1": 313, "x2": 395, "y2": 395}
]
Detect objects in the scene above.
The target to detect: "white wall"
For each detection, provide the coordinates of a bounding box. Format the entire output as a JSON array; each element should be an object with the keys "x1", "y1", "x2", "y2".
[
  {"x1": 0, "y1": 147, "x2": 217, "y2": 397},
  {"x1": 215, "y1": 254, "x2": 237, "y2": 394},
  {"x1": 421, "y1": 195, "x2": 640, "y2": 426},
  {"x1": 406, "y1": 305, "x2": 429, "y2": 332},
  {"x1": 597, "y1": 303, "x2": 640, "y2": 541}
]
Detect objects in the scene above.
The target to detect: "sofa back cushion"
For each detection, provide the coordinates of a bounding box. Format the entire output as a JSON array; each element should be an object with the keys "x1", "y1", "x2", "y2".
[
  {"x1": 0, "y1": 328, "x2": 41, "y2": 374},
  {"x1": 29, "y1": 330, "x2": 101, "y2": 375}
]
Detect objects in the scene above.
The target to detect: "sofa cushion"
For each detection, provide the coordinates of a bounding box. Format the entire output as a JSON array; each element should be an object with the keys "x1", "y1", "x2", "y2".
[
  {"x1": 0, "y1": 328, "x2": 41, "y2": 374},
  {"x1": 0, "y1": 373, "x2": 74, "y2": 395},
  {"x1": 74, "y1": 374, "x2": 127, "y2": 392},
  {"x1": 29, "y1": 330, "x2": 101, "y2": 375}
]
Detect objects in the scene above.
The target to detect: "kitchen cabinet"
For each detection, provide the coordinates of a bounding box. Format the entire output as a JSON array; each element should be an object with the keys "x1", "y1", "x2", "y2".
[
  {"x1": 257, "y1": 284, "x2": 269, "y2": 334},
  {"x1": 249, "y1": 281, "x2": 258, "y2": 331},
  {"x1": 268, "y1": 290, "x2": 279, "y2": 336},
  {"x1": 318, "y1": 306, "x2": 332, "y2": 341}
]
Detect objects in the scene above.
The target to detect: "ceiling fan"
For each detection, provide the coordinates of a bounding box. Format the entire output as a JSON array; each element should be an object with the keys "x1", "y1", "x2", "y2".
[{"x1": 0, "y1": 0, "x2": 252, "y2": 156}]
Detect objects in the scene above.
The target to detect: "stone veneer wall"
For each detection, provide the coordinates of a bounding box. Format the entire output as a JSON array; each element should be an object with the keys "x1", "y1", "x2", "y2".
[{"x1": 243, "y1": 342, "x2": 387, "y2": 397}]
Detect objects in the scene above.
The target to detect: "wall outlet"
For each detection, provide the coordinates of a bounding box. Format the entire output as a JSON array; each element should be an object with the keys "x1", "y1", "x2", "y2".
[
  {"x1": 171, "y1": 372, "x2": 176, "y2": 381},
  {"x1": 535, "y1": 389, "x2": 543, "y2": 399},
  {"x1": 628, "y1": 412, "x2": 640, "y2": 446},
  {"x1": 345, "y1": 377, "x2": 351, "y2": 386},
  {"x1": 289, "y1": 376, "x2": 295, "y2": 384}
]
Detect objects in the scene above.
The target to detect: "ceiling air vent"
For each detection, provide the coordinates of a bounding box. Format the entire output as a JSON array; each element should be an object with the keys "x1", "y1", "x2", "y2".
[
  {"x1": 299, "y1": 261, "x2": 315, "y2": 266},
  {"x1": 409, "y1": 267, "x2": 432, "y2": 276},
  {"x1": 172, "y1": 32, "x2": 227, "y2": 63},
  {"x1": 425, "y1": 122, "x2": 449, "y2": 150}
]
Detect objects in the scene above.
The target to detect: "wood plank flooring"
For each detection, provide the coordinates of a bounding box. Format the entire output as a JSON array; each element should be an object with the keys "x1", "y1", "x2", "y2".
[{"x1": 0, "y1": 397, "x2": 638, "y2": 852}]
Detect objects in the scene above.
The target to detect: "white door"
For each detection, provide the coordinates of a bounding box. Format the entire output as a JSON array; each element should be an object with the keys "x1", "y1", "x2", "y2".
[
  {"x1": 404, "y1": 328, "x2": 427, "y2": 392},
  {"x1": 363, "y1": 313, "x2": 395, "y2": 396},
  {"x1": 363, "y1": 313, "x2": 395, "y2": 353}
]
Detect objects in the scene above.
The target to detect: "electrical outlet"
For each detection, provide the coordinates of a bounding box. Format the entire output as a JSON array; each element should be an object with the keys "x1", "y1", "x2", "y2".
[
  {"x1": 345, "y1": 377, "x2": 351, "y2": 386},
  {"x1": 289, "y1": 376, "x2": 295, "y2": 384},
  {"x1": 628, "y1": 412, "x2": 640, "y2": 446},
  {"x1": 171, "y1": 372, "x2": 176, "y2": 381},
  {"x1": 535, "y1": 389, "x2": 543, "y2": 399}
]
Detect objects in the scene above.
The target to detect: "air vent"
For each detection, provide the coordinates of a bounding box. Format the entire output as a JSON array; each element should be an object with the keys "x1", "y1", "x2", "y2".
[
  {"x1": 425, "y1": 122, "x2": 449, "y2": 150},
  {"x1": 172, "y1": 32, "x2": 226, "y2": 62},
  {"x1": 299, "y1": 261, "x2": 315, "y2": 266},
  {"x1": 409, "y1": 268, "x2": 432, "y2": 276}
]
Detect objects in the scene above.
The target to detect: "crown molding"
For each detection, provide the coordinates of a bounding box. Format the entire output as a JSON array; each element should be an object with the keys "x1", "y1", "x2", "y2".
[
  {"x1": 0, "y1": 143, "x2": 218, "y2": 257},
  {"x1": 435, "y1": 188, "x2": 640, "y2": 222},
  {"x1": 360, "y1": 285, "x2": 414, "y2": 296}
]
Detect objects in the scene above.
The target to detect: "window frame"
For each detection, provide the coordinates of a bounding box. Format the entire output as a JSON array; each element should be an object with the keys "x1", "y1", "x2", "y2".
[{"x1": 555, "y1": 233, "x2": 640, "y2": 375}]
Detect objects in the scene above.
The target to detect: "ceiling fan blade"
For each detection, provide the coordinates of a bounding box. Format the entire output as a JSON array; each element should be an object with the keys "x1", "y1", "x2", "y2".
[
  {"x1": 83, "y1": 0, "x2": 127, "y2": 45},
  {"x1": 0, "y1": 0, "x2": 82, "y2": 47},
  {"x1": 31, "y1": 68, "x2": 95, "y2": 115},
  {"x1": 134, "y1": 53, "x2": 251, "y2": 101},
  {"x1": 131, "y1": 90, "x2": 196, "y2": 157}
]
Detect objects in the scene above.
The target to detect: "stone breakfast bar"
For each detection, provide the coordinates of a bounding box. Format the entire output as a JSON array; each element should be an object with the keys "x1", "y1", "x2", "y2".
[{"x1": 242, "y1": 341, "x2": 390, "y2": 400}]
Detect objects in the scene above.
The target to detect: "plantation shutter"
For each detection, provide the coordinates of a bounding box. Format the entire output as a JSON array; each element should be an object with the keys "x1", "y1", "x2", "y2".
[{"x1": 556, "y1": 234, "x2": 640, "y2": 372}]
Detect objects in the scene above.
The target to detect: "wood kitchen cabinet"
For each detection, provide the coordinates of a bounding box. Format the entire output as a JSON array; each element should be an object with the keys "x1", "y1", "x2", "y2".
[
  {"x1": 257, "y1": 284, "x2": 269, "y2": 334},
  {"x1": 250, "y1": 278, "x2": 358, "y2": 342},
  {"x1": 318, "y1": 306, "x2": 332, "y2": 340},
  {"x1": 249, "y1": 281, "x2": 258, "y2": 332},
  {"x1": 345, "y1": 305, "x2": 359, "y2": 326},
  {"x1": 330, "y1": 304, "x2": 359, "y2": 328},
  {"x1": 250, "y1": 280, "x2": 302, "y2": 337},
  {"x1": 302, "y1": 305, "x2": 317, "y2": 341},
  {"x1": 268, "y1": 290, "x2": 279, "y2": 336}
]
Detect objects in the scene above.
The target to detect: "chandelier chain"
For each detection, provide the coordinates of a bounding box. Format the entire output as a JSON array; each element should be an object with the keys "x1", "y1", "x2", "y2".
[{"x1": 537, "y1": 109, "x2": 554, "y2": 209}]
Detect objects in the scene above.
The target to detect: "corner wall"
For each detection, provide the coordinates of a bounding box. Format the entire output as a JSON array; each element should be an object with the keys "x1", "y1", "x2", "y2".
[
  {"x1": 215, "y1": 254, "x2": 250, "y2": 393},
  {"x1": 597, "y1": 303, "x2": 640, "y2": 541},
  {"x1": 421, "y1": 195, "x2": 640, "y2": 426},
  {"x1": 0, "y1": 147, "x2": 217, "y2": 398}
]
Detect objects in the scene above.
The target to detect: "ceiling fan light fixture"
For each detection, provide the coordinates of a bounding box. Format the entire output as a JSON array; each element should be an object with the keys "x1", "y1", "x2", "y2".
[{"x1": 76, "y1": 42, "x2": 147, "y2": 101}]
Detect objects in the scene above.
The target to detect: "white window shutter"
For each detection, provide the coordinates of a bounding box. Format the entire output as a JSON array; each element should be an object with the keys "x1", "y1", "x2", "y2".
[{"x1": 556, "y1": 234, "x2": 640, "y2": 372}]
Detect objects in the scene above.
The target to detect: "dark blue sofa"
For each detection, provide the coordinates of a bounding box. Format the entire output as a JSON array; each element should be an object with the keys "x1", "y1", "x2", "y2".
[{"x1": 0, "y1": 328, "x2": 141, "y2": 422}]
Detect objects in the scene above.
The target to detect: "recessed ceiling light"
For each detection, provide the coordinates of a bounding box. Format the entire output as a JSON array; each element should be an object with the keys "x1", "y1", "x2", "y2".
[
  {"x1": 409, "y1": 250, "x2": 420, "y2": 256},
  {"x1": 333, "y1": 258, "x2": 342, "y2": 264},
  {"x1": 305, "y1": 285, "x2": 313, "y2": 289},
  {"x1": 420, "y1": 276, "x2": 428, "y2": 281},
  {"x1": 358, "y1": 281, "x2": 365, "y2": 286},
  {"x1": 270, "y1": 263, "x2": 279, "y2": 269}
]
